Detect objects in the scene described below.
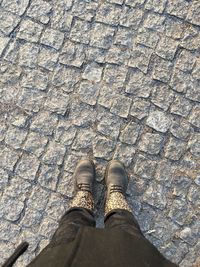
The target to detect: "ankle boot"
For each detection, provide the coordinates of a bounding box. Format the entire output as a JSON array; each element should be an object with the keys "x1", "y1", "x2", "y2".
[
  {"x1": 70, "y1": 159, "x2": 95, "y2": 212},
  {"x1": 104, "y1": 160, "x2": 132, "y2": 216}
]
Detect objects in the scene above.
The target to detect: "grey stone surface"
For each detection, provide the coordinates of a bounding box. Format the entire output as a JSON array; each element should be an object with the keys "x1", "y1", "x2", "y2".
[
  {"x1": 146, "y1": 110, "x2": 171, "y2": 133},
  {"x1": 0, "y1": 1, "x2": 199, "y2": 266}
]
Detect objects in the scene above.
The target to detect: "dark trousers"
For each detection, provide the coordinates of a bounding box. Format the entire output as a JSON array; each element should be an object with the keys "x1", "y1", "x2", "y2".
[{"x1": 48, "y1": 208, "x2": 144, "y2": 248}]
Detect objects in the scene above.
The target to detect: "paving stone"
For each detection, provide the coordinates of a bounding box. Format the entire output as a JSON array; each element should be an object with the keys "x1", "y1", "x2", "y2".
[
  {"x1": 52, "y1": 65, "x2": 80, "y2": 93},
  {"x1": 0, "y1": 36, "x2": 10, "y2": 57},
  {"x1": 78, "y1": 81, "x2": 100, "y2": 106},
  {"x1": 164, "y1": 136, "x2": 187, "y2": 161},
  {"x1": 23, "y1": 132, "x2": 48, "y2": 157},
  {"x1": 69, "y1": 99, "x2": 96, "y2": 127},
  {"x1": 0, "y1": 220, "x2": 20, "y2": 241},
  {"x1": 172, "y1": 95, "x2": 193, "y2": 119},
  {"x1": 120, "y1": 122, "x2": 141, "y2": 145},
  {"x1": 0, "y1": 9, "x2": 20, "y2": 35},
  {"x1": 164, "y1": 17, "x2": 185, "y2": 40},
  {"x1": 187, "y1": 185, "x2": 200, "y2": 208},
  {"x1": 156, "y1": 36, "x2": 178, "y2": 60},
  {"x1": 96, "y1": 3, "x2": 121, "y2": 26},
  {"x1": 110, "y1": 94, "x2": 132, "y2": 118},
  {"x1": 166, "y1": 0, "x2": 189, "y2": 19},
  {"x1": 3, "y1": 39, "x2": 19, "y2": 63},
  {"x1": 18, "y1": 87, "x2": 46, "y2": 112},
  {"x1": 27, "y1": 186, "x2": 50, "y2": 212},
  {"x1": 113, "y1": 143, "x2": 136, "y2": 167},
  {"x1": 192, "y1": 58, "x2": 200, "y2": 81},
  {"x1": 10, "y1": 113, "x2": 28, "y2": 128},
  {"x1": 120, "y1": 6, "x2": 143, "y2": 29},
  {"x1": 51, "y1": 6, "x2": 73, "y2": 32},
  {"x1": 18, "y1": 43, "x2": 39, "y2": 68},
  {"x1": 187, "y1": 0, "x2": 200, "y2": 27},
  {"x1": 179, "y1": 225, "x2": 199, "y2": 246},
  {"x1": 0, "y1": 120, "x2": 7, "y2": 142},
  {"x1": 82, "y1": 62, "x2": 103, "y2": 82},
  {"x1": 57, "y1": 171, "x2": 74, "y2": 198},
  {"x1": 86, "y1": 47, "x2": 107, "y2": 64},
  {"x1": 30, "y1": 111, "x2": 58, "y2": 136},
  {"x1": 70, "y1": 19, "x2": 91, "y2": 45},
  {"x1": 181, "y1": 26, "x2": 200, "y2": 51},
  {"x1": 45, "y1": 89, "x2": 70, "y2": 115},
  {"x1": 21, "y1": 69, "x2": 49, "y2": 91},
  {"x1": 138, "y1": 132, "x2": 164, "y2": 155},
  {"x1": 39, "y1": 217, "x2": 58, "y2": 239},
  {"x1": 55, "y1": 120, "x2": 77, "y2": 146},
  {"x1": 1, "y1": 0, "x2": 29, "y2": 16},
  {"x1": 151, "y1": 83, "x2": 174, "y2": 111},
  {"x1": 188, "y1": 105, "x2": 200, "y2": 128},
  {"x1": 71, "y1": 0, "x2": 98, "y2": 22},
  {"x1": 41, "y1": 28, "x2": 64, "y2": 50},
  {"x1": 155, "y1": 160, "x2": 174, "y2": 187},
  {"x1": 97, "y1": 108, "x2": 122, "y2": 140},
  {"x1": 38, "y1": 47, "x2": 59, "y2": 71},
  {"x1": 126, "y1": 70, "x2": 152, "y2": 98},
  {"x1": 170, "y1": 118, "x2": 192, "y2": 140},
  {"x1": 186, "y1": 80, "x2": 200, "y2": 103},
  {"x1": 128, "y1": 45, "x2": 152, "y2": 73},
  {"x1": 93, "y1": 135, "x2": 116, "y2": 160},
  {"x1": 90, "y1": 23, "x2": 115, "y2": 49},
  {"x1": 59, "y1": 40, "x2": 85, "y2": 68},
  {"x1": 152, "y1": 215, "x2": 179, "y2": 243},
  {"x1": 143, "y1": 13, "x2": 165, "y2": 31},
  {"x1": 136, "y1": 27, "x2": 160, "y2": 49},
  {"x1": 72, "y1": 129, "x2": 95, "y2": 151},
  {"x1": 17, "y1": 19, "x2": 43, "y2": 43},
  {"x1": 5, "y1": 125, "x2": 27, "y2": 149},
  {"x1": 21, "y1": 208, "x2": 43, "y2": 228},
  {"x1": 114, "y1": 27, "x2": 134, "y2": 47},
  {"x1": 152, "y1": 56, "x2": 173, "y2": 83},
  {"x1": 134, "y1": 153, "x2": 157, "y2": 179},
  {"x1": 168, "y1": 198, "x2": 194, "y2": 226},
  {"x1": 143, "y1": 182, "x2": 167, "y2": 210},
  {"x1": 175, "y1": 50, "x2": 196, "y2": 73},
  {"x1": 146, "y1": 110, "x2": 171, "y2": 133},
  {"x1": 172, "y1": 175, "x2": 192, "y2": 197},
  {"x1": 0, "y1": 194, "x2": 24, "y2": 221},
  {"x1": 0, "y1": 168, "x2": 8, "y2": 191},
  {"x1": 43, "y1": 141, "x2": 66, "y2": 165},
  {"x1": 16, "y1": 153, "x2": 40, "y2": 181},
  {"x1": 106, "y1": 45, "x2": 130, "y2": 65},
  {"x1": 145, "y1": 0, "x2": 166, "y2": 13},
  {"x1": 46, "y1": 193, "x2": 68, "y2": 221},
  {"x1": 170, "y1": 68, "x2": 194, "y2": 93},
  {"x1": 161, "y1": 240, "x2": 189, "y2": 264},
  {"x1": 63, "y1": 154, "x2": 83, "y2": 173},
  {"x1": 103, "y1": 64, "x2": 128, "y2": 89},
  {"x1": 98, "y1": 85, "x2": 116, "y2": 109},
  {"x1": 188, "y1": 133, "x2": 200, "y2": 157},
  {"x1": 27, "y1": 0, "x2": 52, "y2": 24},
  {"x1": 0, "y1": 145, "x2": 20, "y2": 171},
  {"x1": 108, "y1": 0, "x2": 124, "y2": 4},
  {"x1": 125, "y1": 0, "x2": 145, "y2": 7},
  {"x1": 130, "y1": 98, "x2": 151, "y2": 120},
  {"x1": 6, "y1": 175, "x2": 32, "y2": 199}
]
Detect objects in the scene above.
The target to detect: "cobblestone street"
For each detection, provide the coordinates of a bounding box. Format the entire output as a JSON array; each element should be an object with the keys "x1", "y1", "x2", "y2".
[{"x1": 0, "y1": 0, "x2": 200, "y2": 266}]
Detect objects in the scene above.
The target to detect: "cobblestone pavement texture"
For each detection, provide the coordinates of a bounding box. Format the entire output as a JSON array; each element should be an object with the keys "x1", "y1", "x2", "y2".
[{"x1": 0, "y1": 0, "x2": 200, "y2": 266}]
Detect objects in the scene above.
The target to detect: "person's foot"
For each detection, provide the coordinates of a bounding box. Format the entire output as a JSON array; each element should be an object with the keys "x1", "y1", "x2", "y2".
[
  {"x1": 74, "y1": 159, "x2": 95, "y2": 193},
  {"x1": 104, "y1": 160, "x2": 132, "y2": 215},
  {"x1": 105, "y1": 160, "x2": 129, "y2": 196},
  {"x1": 70, "y1": 159, "x2": 95, "y2": 212}
]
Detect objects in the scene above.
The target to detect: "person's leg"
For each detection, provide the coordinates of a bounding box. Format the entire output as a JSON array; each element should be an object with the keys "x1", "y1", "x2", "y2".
[
  {"x1": 104, "y1": 160, "x2": 143, "y2": 237},
  {"x1": 48, "y1": 159, "x2": 96, "y2": 247}
]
